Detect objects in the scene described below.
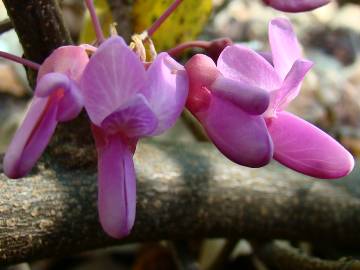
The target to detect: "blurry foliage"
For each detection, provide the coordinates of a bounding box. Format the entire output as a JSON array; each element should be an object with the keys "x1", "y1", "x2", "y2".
[
  {"x1": 132, "y1": 0, "x2": 212, "y2": 51},
  {"x1": 79, "y1": 0, "x2": 212, "y2": 51}
]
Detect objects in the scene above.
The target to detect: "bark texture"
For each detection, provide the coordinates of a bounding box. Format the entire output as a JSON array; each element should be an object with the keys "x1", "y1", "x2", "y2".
[
  {"x1": 0, "y1": 119, "x2": 359, "y2": 265},
  {"x1": 2, "y1": 0, "x2": 72, "y2": 85}
]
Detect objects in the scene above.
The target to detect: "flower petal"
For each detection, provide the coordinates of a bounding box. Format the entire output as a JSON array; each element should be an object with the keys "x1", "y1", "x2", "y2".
[
  {"x1": 35, "y1": 72, "x2": 71, "y2": 97},
  {"x1": 3, "y1": 97, "x2": 58, "y2": 178},
  {"x1": 196, "y1": 95, "x2": 273, "y2": 167},
  {"x1": 57, "y1": 81, "x2": 83, "y2": 122},
  {"x1": 101, "y1": 94, "x2": 158, "y2": 138},
  {"x1": 267, "y1": 111, "x2": 354, "y2": 179},
  {"x1": 269, "y1": 18, "x2": 302, "y2": 79},
  {"x1": 38, "y1": 46, "x2": 89, "y2": 83},
  {"x1": 267, "y1": 59, "x2": 313, "y2": 115},
  {"x1": 142, "y1": 53, "x2": 188, "y2": 135},
  {"x1": 210, "y1": 76, "x2": 270, "y2": 115},
  {"x1": 81, "y1": 36, "x2": 146, "y2": 126},
  {"x1": 263, "y1": 0, "x2": 330, "y2": 12},
  {"x1": 217, "y1": 45, "x2": 282, "y2": 90},
  {"x1": 92, "y1": 126, "x2": 136, "y2": 239},
  {"x1": 35, "y1": 72, "x2": 83, "y2": 122}
]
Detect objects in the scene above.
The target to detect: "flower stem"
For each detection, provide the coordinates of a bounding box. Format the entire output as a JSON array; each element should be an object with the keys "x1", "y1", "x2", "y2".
[
  {"x1": 167, "y1": 40, "x2": 210, "y2": 57},
  {"x1": 0, "y1": 51, "x2": 40, "y2": 70},
  {"x1": 85, "y1": 0, "x2": 105, "y2": 44},
  {"x1": 147, "y1": 0, "x2": 184, "y2": 36}
]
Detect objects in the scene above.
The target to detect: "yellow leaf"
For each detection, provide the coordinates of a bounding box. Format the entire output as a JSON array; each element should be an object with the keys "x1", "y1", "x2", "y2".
[
  {"x1": 79, "y1": 0, "x2": 113, "y2": 44},
  {"x1": 132, "y1": 0, "x2": 213, "y2": 51}
]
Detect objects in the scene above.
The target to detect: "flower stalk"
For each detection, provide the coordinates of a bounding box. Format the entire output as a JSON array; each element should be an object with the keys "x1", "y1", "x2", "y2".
[
  {"x1": 0, "y1": 51, "x2": 40, "y2": 70},
  {"x1": 146, "y1": 0, "x2": 184, "y2": 36}
]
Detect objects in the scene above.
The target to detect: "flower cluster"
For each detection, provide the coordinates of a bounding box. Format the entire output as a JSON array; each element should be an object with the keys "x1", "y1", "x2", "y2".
[{"x1": 0, "y1": 0, "x2": 353, "y2": 239}]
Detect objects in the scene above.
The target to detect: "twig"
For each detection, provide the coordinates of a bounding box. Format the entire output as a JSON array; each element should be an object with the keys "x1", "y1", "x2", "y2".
[
  {"x1": 255, "y1": 241, "x2": 360, "y2": 270},
  {"x1": 0, "y1": 19, "x2": 13, "y2": 35}
]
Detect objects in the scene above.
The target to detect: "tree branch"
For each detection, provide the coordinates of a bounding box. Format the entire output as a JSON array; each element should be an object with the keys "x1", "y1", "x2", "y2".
[
  {"x1": 2, "y1": 0, "x2": 72, "y2": 85},
  {"x1": 0, "y1": 19, "x2": 13, "y2": 35},
  {"x1": 256, "y1": 241, "x2": 360, "y2": 270},
  {"x1": 0, "y1": 117, "x2": 360, "y2": 265}
]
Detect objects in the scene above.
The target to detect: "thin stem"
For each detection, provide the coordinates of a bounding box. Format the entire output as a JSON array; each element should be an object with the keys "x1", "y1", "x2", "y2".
[
  {"x1": 0, "y1": 19, "x2": 13, "y2": 34},
  {"x1": 147, "y1": 0, "x2": 184, "y2": 36},
  {"x1": 0, "y1": 51, "x2": 40, "y2": 70},
  {"x1": 85, "y1": 0, "x2": 105, "y2": 44},
  {"x1": 167, "y1": 40, "x2": 210, "y2": 57}
]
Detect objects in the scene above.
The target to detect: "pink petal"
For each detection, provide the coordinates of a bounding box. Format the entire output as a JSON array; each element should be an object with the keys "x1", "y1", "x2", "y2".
[
  {"x1": 35, "y1": 72, "x2": 71, "y2": 97},
  {"x1": 267, "y1": 59, "x2": 313, "y2": 116},
  {"x1": 196, "y1": 95, "x2": 273, "y2": 167},
  {"x1": 92, "y1": 126, "x2": 136, "y2": 239},
  {"x1": 263, "y1": 0, "x2": 330, "y2": 12},
  {"x1": 142, "y1": 53, "x2": 188, "y2": 135},
  {"x1": 184, "y1": 54, "x2": 220, "y2": 114},
  {"x1": 38, "y1": 46, "x2": 89, "y2": 83},
  {"x1": 217, "y1": 45, "x2": 282, "y2": 91},
  {"x1": 267, "y1": 111, "x2": 354, "y2": 179},
  {"x1": 269, "y1": 18, "x2": 302, "y2": 79},
  {"x1": 35, "y1": 72, "x2": 83, "y2": 122},
  {"x1": 56, "y1": 81, "x2": 83, "y2": 122},
  {"x1": 210, "y1": 76, "x2": 270, "y2": 115},
  {"x1": 81, "y1": 36, "x2": 146, "y2": 126},
  {"x1": 101, "y1": 94, "x2": 158, "y2": 138},
  {"x1": 3, "y1": 97, "x2": 58, "y2": 179}
]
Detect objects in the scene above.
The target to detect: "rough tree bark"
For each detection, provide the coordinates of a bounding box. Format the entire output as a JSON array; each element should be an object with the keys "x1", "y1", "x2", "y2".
[
  {"x1": 2, "y1": 0, "x2": 72, "y2": 84},
  {"x1": 0, "y1": 116, "x2": 359, "y2": 265}
]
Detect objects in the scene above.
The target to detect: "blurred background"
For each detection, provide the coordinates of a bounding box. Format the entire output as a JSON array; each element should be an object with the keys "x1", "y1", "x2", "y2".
[{"x1": 0, "y1": 0, "x2": 359, "y2": 269}]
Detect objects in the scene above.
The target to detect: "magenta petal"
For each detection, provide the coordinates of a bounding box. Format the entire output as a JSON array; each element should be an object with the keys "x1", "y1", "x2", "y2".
[
  {"x1": 196, "y1": 95, "x2": 273, "y2": 167},
  {"x1": 267, "y1": 111, "x2": 354, "y2": 179},
  {"x1": 35, "y1": 72, "x2": 83, "y2": 122},
  {"x1": 264, "y1": 0, "x2": 330, "y2": 12},
  {"x1": 269, "y1": 18, "x2": 302, "y2": 79},
  {"x1": 210, "y1": 76, "x2": 270, "y2": 115},
  {"x1": 57, "y1": 80, "x2": 83, "y2": 122},
  {"x1": 269, "y1": 59, "x2": 313, "y2": 114},
  {"x1": 93, "y1": 128, "x2": 136, "y2": 239},
  {"x1": 101, "y1": 94, "x2": 158, "y2": 138},
  {"x1": 142, "y1": 53, "x2": 188, "y2": 135},
  {"x1": 35, "y1": 72, "x2": 70, "y2": 97},
  {"x1": 38, "y1": 46, "x2": 89, "y2": 83},
  {"x1": 81, "y1": 36, "x2": 146, "y2": 126},
  {"x1": 3, "y1": 97, "x2": 58, "y2": 178},
  {"x1": 217, "y1": 45, "x2": 282, "y2": 90}
]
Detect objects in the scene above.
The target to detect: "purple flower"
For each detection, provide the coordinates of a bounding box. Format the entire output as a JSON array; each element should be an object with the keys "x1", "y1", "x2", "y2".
[
  {"x1": 185, "y1": 54, "x2": 274, "y2": 168},
  {"x1": 4, "y1": 46, "x2": 89, "y2": 178},
  {"x1": 263, "y1": 0, "x2": 330, "y2": 12},
  {"x1": 219, "y1": 17, "x2": 354, "y2": 178},
  {"x1": 80, "y1": 36, "x2": 188, "y2": 238}
]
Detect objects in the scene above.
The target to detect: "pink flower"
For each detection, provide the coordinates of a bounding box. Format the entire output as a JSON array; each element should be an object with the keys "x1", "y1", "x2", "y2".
[
  {"x1": 263, "y1": 0, "x2": 330, "y2": 12},
  {"x1": 4, "y1": 46, "x2": 89, "y2": 178},
  {"x1": 219, "y1": 17, "x2": 354, "y2": 178},
  {"x1": 185, "y1": 54, "x2": 274, "y2": 168},
  {"x1": 80, "y1": 36, "x2": 188, "y2": 238}
]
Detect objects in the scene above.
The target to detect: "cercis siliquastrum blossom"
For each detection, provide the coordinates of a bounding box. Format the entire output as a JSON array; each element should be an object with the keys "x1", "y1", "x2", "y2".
[
  {"x1": 185, "y1": 54, "x2": 273, "y2": 167},
  {"x1": 262, "y1": 0, "x2": 330, "y2": 12},
  {"x1": 3, "y1": 46, "x2": 89, "y2": 178},
  {"x1": 185, "y1": 17, "x2": 354, "y2": 178},
  {"x1": 80, "y1": 36, "x2": 188, "y2": 238}
]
